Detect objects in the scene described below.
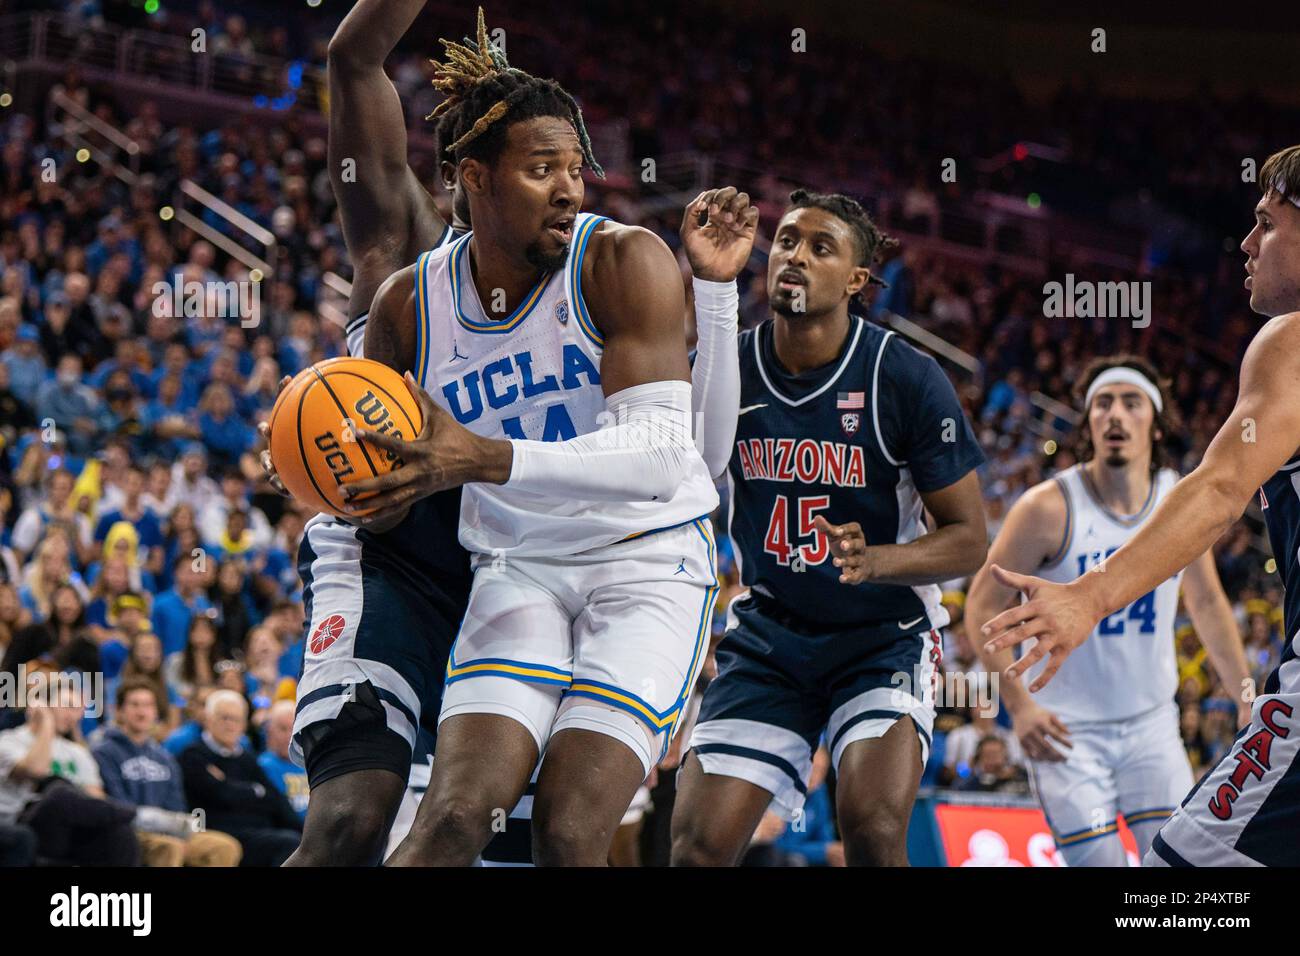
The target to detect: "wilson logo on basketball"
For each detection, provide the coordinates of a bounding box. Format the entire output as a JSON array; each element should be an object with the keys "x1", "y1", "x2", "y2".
[
  {"x1": 310, "y1": 614, "x2": 347, "y2": 654},
  {"x1": 354, "y1": 391, "x2": 407, "y2": 465}
]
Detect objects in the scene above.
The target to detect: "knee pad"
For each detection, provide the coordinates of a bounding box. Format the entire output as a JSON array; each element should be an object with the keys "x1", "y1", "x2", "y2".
[{"x1": 552, "y1": 701, "x2": 656, "y2": 778}]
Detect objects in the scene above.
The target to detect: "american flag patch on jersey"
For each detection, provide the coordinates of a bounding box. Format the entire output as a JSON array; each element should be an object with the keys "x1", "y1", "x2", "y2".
[{"x1": 837, "y1": 391, "x2": 865, "y2": 409}]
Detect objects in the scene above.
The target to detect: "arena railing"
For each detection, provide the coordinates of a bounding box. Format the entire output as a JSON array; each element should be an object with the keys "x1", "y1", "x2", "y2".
[
  {"x1": 13, "y1": 12, "x2": 328, "y2": 107},
  {"x1": 47, "y1": 88, "x2": 141, "y2": 184},
  {"x1": 174, "y1": 179, "x2": 276, "y2": 278},
  {"x1": 45, "y1": 86, "x2": 276, "y2": 278}
]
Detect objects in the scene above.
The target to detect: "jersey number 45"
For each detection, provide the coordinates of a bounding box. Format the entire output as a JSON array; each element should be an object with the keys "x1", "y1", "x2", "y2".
[{"x1": 764, "y1": 495, "x2": 831, "y2": 568}]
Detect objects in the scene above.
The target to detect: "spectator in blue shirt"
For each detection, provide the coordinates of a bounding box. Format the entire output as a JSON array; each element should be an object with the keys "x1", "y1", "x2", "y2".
[
  {"x1": 151, "y1": 554, "x2": 214, "y2": 657},
  {"x1": 88, "y1": 339, "x2": 154, "y2": 399},
  {"x1": 867, "y1": 247, "x2": 914, "y2": 320},
  {"x1": 150, "y1": 342, "x2": 202, "y2": 409},
  {"x1": 91, "y1": 591, "x2": 154, "y2": 681},
  {"x1": 142, "y1": 372, "x2": 199, "y2": 460},
  {"x1": 266, "y1": 600, "x2": 304, "y2": 680},
  {"x1": 196, "y1": 383, "x2": 254, "y2": 468},
  {"x1": 84, "y1": 215, "x2": 142, "y2": 285},
  {"x1": 35, "y1": 355, "x2": 107, "y2": 458},
  {"x1": 99, "y1": 368, "x2": 149, "y2": 458},
  {"x1": 93, "y1": 465, "x2": 165, "y2": 575},
  {"x1": 1, "y1": 324, "x2": 48, "y2": 408}
]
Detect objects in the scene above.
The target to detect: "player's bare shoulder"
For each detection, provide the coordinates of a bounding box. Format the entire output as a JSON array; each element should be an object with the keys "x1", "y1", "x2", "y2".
[
  {"x1": 364, "y1": 261, "x2": 420, "y2": 374},
  {"x1": 1250, "y1": 310, "x2": 1300, "y2": 359},
  {"x1": 1000, "y1": 473, "x2": 1072, "y2": 565},
  {"x1": 580, "y1": 221, "x2": 681, "y2": 322}
]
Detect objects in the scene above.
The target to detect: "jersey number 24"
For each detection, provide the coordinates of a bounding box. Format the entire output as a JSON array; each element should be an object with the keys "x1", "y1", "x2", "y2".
[{"x1": 1077, "y1": 552, "x2": 1157, "y2": 636}]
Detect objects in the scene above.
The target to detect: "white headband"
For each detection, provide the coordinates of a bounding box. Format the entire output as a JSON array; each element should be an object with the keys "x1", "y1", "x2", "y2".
[
  {"x1": 1084, "y1": 367, "x2": 1163, "y2": 413},
  {"x1": 1271, "y1": 176, "x2": 1300, "y2": 210}
]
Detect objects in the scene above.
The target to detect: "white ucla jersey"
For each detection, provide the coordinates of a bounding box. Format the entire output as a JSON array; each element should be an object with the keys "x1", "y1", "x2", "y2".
[
  {"x1": 1026, "y1": 464, "x2": 1183, "y2": 723},
  {"x1": 413, "y1": 212, "x2": 718, "y2": 556}
]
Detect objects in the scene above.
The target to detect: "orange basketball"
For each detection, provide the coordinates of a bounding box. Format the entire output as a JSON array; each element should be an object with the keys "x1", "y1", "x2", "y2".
[{"x1": 267, "y1": 357, "x2": 423, "y2": 518}]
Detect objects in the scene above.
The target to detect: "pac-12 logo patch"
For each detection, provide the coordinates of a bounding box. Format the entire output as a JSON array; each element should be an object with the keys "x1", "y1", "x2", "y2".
[
  {"x1": 841, "y1": 412, "x2": 860, "y2": 436},
  {"x1": 555, "y1": 300, "x2": 569, "y2": 325},
  {"x1": 310, "y1": 614, "x2": 346, "y2": 654}
]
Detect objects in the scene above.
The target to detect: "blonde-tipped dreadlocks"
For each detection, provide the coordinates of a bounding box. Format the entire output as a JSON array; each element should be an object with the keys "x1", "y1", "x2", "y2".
[{"x1": 427, "y1": 7, "x2": 604, "y2": 178}]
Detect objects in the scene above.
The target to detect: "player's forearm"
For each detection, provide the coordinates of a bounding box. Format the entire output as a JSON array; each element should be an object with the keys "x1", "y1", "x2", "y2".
[
  {"x1": 1186, "y1": 591, "x2": 1251, "y2": 702},
  {"x1": 965, "y1": 574, "x2": 1035, "y2": 714},
  {"x1": 689, "y1": 277, "x2": 740, "y2": 478},
  {"x1": 503, "y1": 381, "x2": 696, "y2": 502},
  {"x1": 327, "y1": 0, "x2": 427, "y2": 69},
  {"x1": 1074, "y1": 468, "x2": 1246, "y2": 619},
  {"x1": 864, "y1": 521, "x2": 986, "y2": 586}
]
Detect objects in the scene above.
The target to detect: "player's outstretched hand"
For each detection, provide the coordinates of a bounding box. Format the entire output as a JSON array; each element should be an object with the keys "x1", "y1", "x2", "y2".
[
  {"x1": 342, "y1": 371, "x2": 487, "y2": 525},
  {"x1": 980, "y1": 565, "x2": 1102, "y2": 692},
  {"x1": 812, "y1": 516, "x2": 873, "y2": 584},
  {"x1": 681, "y1": 186, "x2": 760, "y2": 283},
  {"x1": 1010, "y1": 700, "x2": 1072, "y2": 762},
  {"x1": 257, "y1": 375, "x2": 294, "y2": 497}
]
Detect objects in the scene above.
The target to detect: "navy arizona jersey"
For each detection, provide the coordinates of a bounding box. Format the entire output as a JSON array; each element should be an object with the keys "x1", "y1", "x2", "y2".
[
  {"x1": 726, "y1": 314, "x2": 984, "y2": 636},
  {"x1": 1260, "y1": 456, "x2": 1300, "y2": 690}
]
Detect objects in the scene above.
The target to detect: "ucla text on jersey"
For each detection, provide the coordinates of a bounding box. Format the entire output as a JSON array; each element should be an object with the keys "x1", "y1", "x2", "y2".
[{"x1": 413, "y1": 212, "x2": 718, "y2": 557}]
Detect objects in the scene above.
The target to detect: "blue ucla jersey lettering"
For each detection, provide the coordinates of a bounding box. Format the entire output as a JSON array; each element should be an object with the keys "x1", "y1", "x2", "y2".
[
  {"x1": 414, "y1": 212, "x2": 718, "y2": 556},
  {"x1": 1029, "y1": 465, "x2": 1183, "y2": 722},
  {"x1": 1260, "y1": 457, "x2": 1300, "y2": 694},
  {"x1": 727, "y1": 315, "x2": 984, "y2": 635}
]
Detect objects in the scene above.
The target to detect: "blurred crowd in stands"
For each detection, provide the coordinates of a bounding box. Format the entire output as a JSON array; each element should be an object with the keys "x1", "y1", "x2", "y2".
[{"x1": 0, "y1": 0, "x2": 1290, "y2": 866}]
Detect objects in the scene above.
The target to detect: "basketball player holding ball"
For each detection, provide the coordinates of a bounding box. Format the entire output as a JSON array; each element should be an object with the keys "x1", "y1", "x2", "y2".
[
  {"x1": 264, "y1": 4, "x2": 750, "y2": 866},
  {"x1": 336, "y1": 17, "x2": 755, "y2": 865}
]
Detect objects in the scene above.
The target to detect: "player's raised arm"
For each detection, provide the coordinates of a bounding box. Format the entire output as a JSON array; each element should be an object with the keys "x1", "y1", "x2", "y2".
[
  {"x1": 679, "y1": 187, "x2": 757, "y2": 478},
  {"x1": 362, "y1": 264, "x2": 420, "y2": 376},
  {"x1": 327, "y1": 0, "x2": 446, "y2": 313},
  {"x1": 984, "y1": 312, "x2": 1300, "y2": 689}
]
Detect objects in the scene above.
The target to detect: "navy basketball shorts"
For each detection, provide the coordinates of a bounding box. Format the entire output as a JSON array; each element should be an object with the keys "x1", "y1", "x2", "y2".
[
  {"x1": 688, "y1": 593, "x2": 940, "y2": 819},
  {"x1": 1147, "y1": 637, "x2": 1300, "y2": 867},
  {"x1": 290, "y1": 515, "x2": 464, "y2": 787}
]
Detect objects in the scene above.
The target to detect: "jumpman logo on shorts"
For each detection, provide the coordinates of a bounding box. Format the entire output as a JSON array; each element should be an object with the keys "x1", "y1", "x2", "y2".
[
  {"x1": 450, "y1": 342, "x2": 468, "y2": 362},
  {"x1": 674, "y1": 558, "x2": 693, "y2": 578}
]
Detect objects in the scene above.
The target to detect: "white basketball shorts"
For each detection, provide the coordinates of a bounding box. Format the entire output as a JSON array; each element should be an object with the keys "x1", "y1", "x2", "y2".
[
  {"x1": 1029, "y1": 700, "x2": 1193, "y2": 866},
  {"x1": 439, "y1": 516, "x2": 719, "y2": 776}
]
